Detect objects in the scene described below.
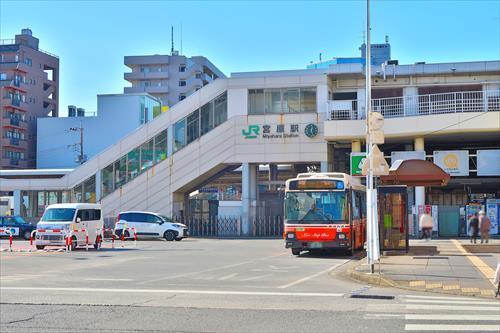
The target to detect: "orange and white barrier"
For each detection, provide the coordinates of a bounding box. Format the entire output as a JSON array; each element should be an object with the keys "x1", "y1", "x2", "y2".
[{"x1": 0, "y1": 229, "x2": 13, "y2": 252}]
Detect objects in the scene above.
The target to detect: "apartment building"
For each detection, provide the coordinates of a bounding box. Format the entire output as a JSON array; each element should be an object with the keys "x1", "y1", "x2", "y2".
[
  {"x1": 0, "y1": 29, "x2": 59, "y2": 169},
  {"x1": 124, "y1": 53, "x2": 225, "y2": 108}
]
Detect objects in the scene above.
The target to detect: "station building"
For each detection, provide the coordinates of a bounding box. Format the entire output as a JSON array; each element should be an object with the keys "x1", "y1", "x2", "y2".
[{"x1": 0, "y1": 60, "x2": 499, "y2": 237}]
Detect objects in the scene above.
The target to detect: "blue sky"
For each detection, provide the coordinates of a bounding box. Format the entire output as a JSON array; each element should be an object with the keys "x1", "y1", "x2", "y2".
[{"x1": 1, "y1": 0, "x2": 499, "y2": 114}]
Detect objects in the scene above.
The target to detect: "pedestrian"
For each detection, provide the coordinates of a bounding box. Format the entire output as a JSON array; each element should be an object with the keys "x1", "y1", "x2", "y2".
[
  {"x1": 419, "y1": 213, "x2": 433, "y2": 241},
  {"x1": 468, "y1": 212, "x2": 479, "y2": 244},
  {"x1": 478, "y1": 210, "x2": 491, "y2": 244}
]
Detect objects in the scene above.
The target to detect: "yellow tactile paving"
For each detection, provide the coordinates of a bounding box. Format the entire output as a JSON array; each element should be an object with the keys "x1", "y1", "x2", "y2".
[
  {"x1": 442, "y1": 284, "x2": 460, "y2": 290},
  {"x1": 425, "y1": 283, "x2": 443, "y2": 289},
  {"x1": 451, "y1": 239, "x2": 496, "y2": 287},
  {"x1": 409, "y1": 280, "x2": 426, "y2": 287},
  {"x1": 480, "y1": 289, "x2": 495, "y2": 296},
  {"x1": 461, "y1": 287, "x2": 480, "y2": 293}
]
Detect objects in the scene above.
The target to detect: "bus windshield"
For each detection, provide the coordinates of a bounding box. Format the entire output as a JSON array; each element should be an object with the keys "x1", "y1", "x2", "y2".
[
  {"x1": 285, "y1": 191, "x2": 347, "y2": 224},
  {"x1": 41, "y1": 208, "x2": 76, "y2": 222}
]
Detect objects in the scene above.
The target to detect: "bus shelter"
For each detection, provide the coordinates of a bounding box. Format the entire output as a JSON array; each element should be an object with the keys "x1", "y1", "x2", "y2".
[{"x1": 378, "y1": 159, "x2": 451, "y2": 252}]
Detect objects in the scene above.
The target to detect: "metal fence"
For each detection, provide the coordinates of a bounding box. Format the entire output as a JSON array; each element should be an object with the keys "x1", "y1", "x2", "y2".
[
  {"x1": 328, "y1": 90, "x2": 500, "y2": 120},
  {"x1": 178, "y1": 216, "x2": 284, "y2": 238}
]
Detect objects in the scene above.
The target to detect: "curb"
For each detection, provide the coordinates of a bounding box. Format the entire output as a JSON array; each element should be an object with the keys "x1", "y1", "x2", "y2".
[{"x1": 347, "y1": 264, "x2": 498, "y2": 299}]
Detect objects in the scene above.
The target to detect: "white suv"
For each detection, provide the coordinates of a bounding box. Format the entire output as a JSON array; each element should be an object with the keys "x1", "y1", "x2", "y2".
[{"x1": 114, "y1": 211, "x2": 188, "y2": 241}]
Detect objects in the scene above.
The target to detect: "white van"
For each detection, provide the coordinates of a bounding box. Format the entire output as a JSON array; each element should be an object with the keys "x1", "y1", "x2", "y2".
[{"x1": 35, "y1": 203, "x2": 104, "y2": 250}]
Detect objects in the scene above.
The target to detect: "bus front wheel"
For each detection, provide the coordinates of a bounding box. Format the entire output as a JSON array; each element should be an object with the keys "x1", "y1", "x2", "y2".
[{"x1": 291, "y1": 248, "x2": 301, "y2": 256}]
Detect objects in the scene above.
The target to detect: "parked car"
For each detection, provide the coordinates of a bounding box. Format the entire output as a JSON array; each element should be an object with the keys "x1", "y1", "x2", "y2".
[
  {"x1": 0, "y1": 215, "x2": 35, "y2": 240},
  {"x1": 114, "y1": 211, "x2": 188, "y2": 241},
  {"x1": 35, "y1": 203, "x2": 104, "y2": 250}
]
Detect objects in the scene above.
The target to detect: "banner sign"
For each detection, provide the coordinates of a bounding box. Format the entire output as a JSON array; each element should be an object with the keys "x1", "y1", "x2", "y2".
[
  {"x1": 350, "y1": 153, "x2": 366, "y2": 176},
  {"x1": 433, "y1": 150, "x2": 469, "y2": 176},
  {"x1": 242, "y1": 123, "x2": 318, "y2": 139},
  {"x1": 0, "y1": 227, "x2": 19, "y2": 236},
  {"x1": 391, "y1": 151, "x2": 425, "y2": 165},
  {"x1": 477, "y1": 150, "x2": 500, "y2": 176},
  {"x1": 486, "y1": 199, "x2": 499, "y2": 235}
]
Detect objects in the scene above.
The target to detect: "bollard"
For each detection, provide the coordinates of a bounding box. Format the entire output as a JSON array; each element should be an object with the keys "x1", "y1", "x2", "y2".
[
  {"x1": 65, "y1": 235, "x2": 69, "y2": 253},
  {"x1": 30, "y1": 230, "x2": 36, "y2": 247},
  {"x1": 112, "y1": 233, "x2": 115, "y2": 249},
  {"x1": 9, "y1": 232, "x2": 13, "y2": 252},
  {"x1": 121, "y1": 230, "x2": 125, "y2": 248},
  {"x1": 85, "y1": 229, "x2": 89, "y2": 252},
  {"x1": 97, "y1": 234, "x2": 101, "y2": 251},
  {"x1": 133, "y1": 227, "x2": 137, "y2": 247}
]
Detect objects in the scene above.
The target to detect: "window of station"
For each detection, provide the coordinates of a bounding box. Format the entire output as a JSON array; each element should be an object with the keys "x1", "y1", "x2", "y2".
[
  {"x1": 248, "y1": 87, "x2": 317, "y2": 114},
  {"x1": 72, "y1": 175, "x2": 96, "y2": 203},
  {"x1": 173, "y1": 92, "x2": 227, "y2": 152},
  {"x1": 100, "y1": 130, "x2": 168, "y2": 198}
]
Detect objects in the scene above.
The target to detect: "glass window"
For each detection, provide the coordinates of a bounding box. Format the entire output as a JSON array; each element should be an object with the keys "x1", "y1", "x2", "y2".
[
  {"x1": 127, "y1": 149, "x2": 140, "y2": 181},
  {"x1": 101, "y1": 164, "x2": 114, "y2": 197},
  {"x1": 41, "y1": 208, "x2": 76, "y2": 222},
  {"x1": 300, "y1": 87, "x2": 317, "y2": 112},
  {"x1": 179, "y1": 65, "x2": 186, "y2": 72},
  {"x1": 283, "y1": 88, "x2": 300, "y2": 113},
  {"x1": 147, "y1": 214, "x2": 162, "y2": 223},
  {"x1": 73, "y1": 184, "x2": 83, "y2": 203},
  {"x1": 83, "y1": 175, "x2": 96, "y2": 203},
  {"x1": 186, "y1": 110, "x2": 199, "y2": 144},
  {"x1": 140, "y1": 139, "x2": 154, "y2": 172},
  {"x1": 265, "y1": 89, "x2": 281, "y2": 114},
  {"x1": 179, "y1": 80, "x2": 186, "y2": 87},
  {"x1": 213, "y1": 93, "x2": 227, "y2": 127},
  {"x1": 200, "y1": 102, "x2": 213, "y2": 135},
  {"x1": 114, "y1": 156, "x2": 127, "y2": 188},
  {"x1": 284, "y1": 191, "x2": 347, "y2": 223},
  {"x1": 248, "y1": 89, "x2": 265, "y2": 114},
  {"x1": 173, "y1": 119, "x2": 186, "y2": 152},
  {"x1": 153, "y1": 130, "x2": 167, "y2": 164}
]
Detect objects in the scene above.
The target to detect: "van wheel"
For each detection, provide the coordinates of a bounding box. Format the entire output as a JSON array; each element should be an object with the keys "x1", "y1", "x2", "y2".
[
  {"x1": 71, "y1": 237, "x2": 78, "y2": 251},
  {"x1": 23, "y1": 231, "x2": 32, "y2": 240},
  {"x1": 93, "y1": 237, "x2": 102, "y2": 250},
  {"x1": 36, "y1": 245, "x2": 45, "y2": 250},
  {"x1": 164, "y1": 230, "x2": 175, "y2": 241},
  {"x1": 174, "y1": 238, "x2": 182, "y2": 241},
  {"x1": 291, "y1": 248, "x2": 301, "y2": 256}
]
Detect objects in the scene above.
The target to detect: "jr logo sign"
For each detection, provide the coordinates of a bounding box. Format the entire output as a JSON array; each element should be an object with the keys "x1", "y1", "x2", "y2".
[{"x1": 242, "y1": 125, "x2": 260, "y2": 139}]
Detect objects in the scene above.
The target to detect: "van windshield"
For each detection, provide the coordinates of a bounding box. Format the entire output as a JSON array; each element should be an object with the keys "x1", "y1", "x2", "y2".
[{"x1": 41, "y1": 208, "x2": 76, "y2": 222}]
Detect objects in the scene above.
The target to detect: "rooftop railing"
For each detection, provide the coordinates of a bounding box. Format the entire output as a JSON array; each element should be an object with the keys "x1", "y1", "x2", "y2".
[{"x1": 328, "y1": 90, "x2": 500, "y2": 120}]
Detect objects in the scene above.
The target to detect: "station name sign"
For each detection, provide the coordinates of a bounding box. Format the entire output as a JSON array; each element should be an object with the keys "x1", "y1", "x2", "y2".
[{"x1": 242, "y1": 123, "x2": 318, "y2": 139}]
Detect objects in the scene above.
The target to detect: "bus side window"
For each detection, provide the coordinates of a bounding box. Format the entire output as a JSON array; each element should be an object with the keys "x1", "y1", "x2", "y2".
[
  {"x1": 360, "y1": 192, "x2": 367, "y2": 219},
  {"x1": 352, "y1": 191, "x2": 360, "y2": 219}
]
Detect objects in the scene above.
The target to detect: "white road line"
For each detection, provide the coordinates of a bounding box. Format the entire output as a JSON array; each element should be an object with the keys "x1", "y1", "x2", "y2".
[
  {"x1": 240, "y1": 274, "x2": 272, "y2": 282},
  {"x1": 404, "y1": 299, "x2": 500, "y2": 305},
  {"x1": 405, "y1": 314, "x2": 500, "y2": 321},
  {"x1": 218, "y1": 273, "x2": 239, "y2": 281},
  {"x1": 277, "y1": 262, "x2": 345, "y2": 289},
  {"x1": 85, "y1": 278, "x2": 134, "y2": 282},
  {"x1": 403, "y1": 295, "x2": 477, "y2": 301},
  {"x1": 406, "y1": 304, "x2": 500, "y2": 312},
  {"x1": 405, "y1": 324, "x2": 500, "y2": 331},
  {"x1": 0, "y1": 286, "x2": 344, "y2": 297}
]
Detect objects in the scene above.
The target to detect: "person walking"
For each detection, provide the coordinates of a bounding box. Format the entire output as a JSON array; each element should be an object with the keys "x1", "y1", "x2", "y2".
[
  {"x1": 468, "y1": 212, "x2": 479, "y2": 244},
  {"x1": 419, "y1": 213, "x2": 433, "y2": 241},
  {"x1": 478, "y1": 210, "x2": 491, "y2": 244}
]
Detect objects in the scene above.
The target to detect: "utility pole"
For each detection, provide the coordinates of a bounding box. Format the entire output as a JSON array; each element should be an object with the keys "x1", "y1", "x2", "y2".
[
  {"x1": 68, "y1": 120, "x2": 85, "y2": 164},
  {"x1": 365, "y1": 0, "x2": 380, "y2": 274}
]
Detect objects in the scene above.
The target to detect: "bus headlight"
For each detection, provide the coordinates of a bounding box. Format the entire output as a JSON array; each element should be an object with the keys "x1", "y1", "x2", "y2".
[
  {"x1": 337, "y1": 233, "x2": 346, "y2": 239},
  {"x1": 287, "y1": 233, "x2": 295, "y2": 239}
]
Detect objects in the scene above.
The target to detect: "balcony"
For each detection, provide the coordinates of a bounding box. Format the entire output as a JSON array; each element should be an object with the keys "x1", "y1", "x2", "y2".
[
  {"x1": 0, "y1": 61, "x2": 30, "y2": 73},
  {"x1": 124, "y1": 85, "x2": 168, "y2": 94},
  {"x1": 327, "y1": 90, "x2": 500, "y2": 120},
  {"x1": 124, "y1": 55, "x2": 170, "y2": 67},
  {"x1": 124, "y1": 71, "x2": 169, "y2": 81},
  {"x1": 0, "y1": 79, "x2": 27, "y2": 93},
  {"x1": 0, "y1": 157, "x2": 27, "y2": 168},
  {"x1": 1, "y1": 137, "x2": 27, "y2": 149}
]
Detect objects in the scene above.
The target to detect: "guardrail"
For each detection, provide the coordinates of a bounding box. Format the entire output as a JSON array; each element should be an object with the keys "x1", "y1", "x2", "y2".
[{"x1": 328, "y1": 90, "x2": 500, "y2": 120}]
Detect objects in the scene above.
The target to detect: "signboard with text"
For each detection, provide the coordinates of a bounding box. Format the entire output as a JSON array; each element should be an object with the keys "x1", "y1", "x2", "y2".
[
  {"x1": 433, "y1": 150, "x2": 469, "y2": 176},
  {"x1": 241, "y1": 123, "x2": 318, "y2": 140},
  {"x1": 350, "y1": 153, "x2": 366, "y2": 176}
]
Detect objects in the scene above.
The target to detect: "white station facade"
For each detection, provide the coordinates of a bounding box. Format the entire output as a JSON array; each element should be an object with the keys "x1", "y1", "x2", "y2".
[{"x1": 1, "y1": 60, "x2": 499, "y2": 237}]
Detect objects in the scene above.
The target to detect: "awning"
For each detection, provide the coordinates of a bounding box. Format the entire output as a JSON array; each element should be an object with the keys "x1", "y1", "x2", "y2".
[{"x1": 379, "y1": 159, "x2": 450, "y2": 186}]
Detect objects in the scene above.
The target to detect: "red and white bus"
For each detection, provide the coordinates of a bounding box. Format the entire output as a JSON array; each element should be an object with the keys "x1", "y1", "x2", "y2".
[{"x1": 284, "y1": 172, "x2": 366, "y2": 255}]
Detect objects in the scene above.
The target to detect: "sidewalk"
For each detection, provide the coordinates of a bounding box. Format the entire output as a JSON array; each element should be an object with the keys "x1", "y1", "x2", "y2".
[{"x1": 350, "y1": 238, "x2": 500, "y2": 298}]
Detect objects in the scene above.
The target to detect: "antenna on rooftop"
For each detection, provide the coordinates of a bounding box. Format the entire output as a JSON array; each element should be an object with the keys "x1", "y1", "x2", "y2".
[
  {"x1": 319, "y1": 53, "x2": 322, "y2": 62},
  {"x1": 171, "y1": 26, "x2": 174, "y2": 55}
]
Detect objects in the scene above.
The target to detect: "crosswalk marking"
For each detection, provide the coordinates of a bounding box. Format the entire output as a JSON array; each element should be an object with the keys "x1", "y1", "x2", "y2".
[
  {"x1": 402, "y1": 294, "x2": 500, "y2": 331},
  {"x1": 405, "y1": 314, "x2": 500, "y2": 321},
  {"x1": 405, "y1": 299, "x2": 500, "y2": 305},
  {"x1": 218, "y1": 273, "x2": 239, "y2": 281},
  {"x1": 405, "y1": 324, "x2": 500, "y2": 331},
  {"x1": 406, "y1": 304, "x2": 500, "y2": 311}
]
